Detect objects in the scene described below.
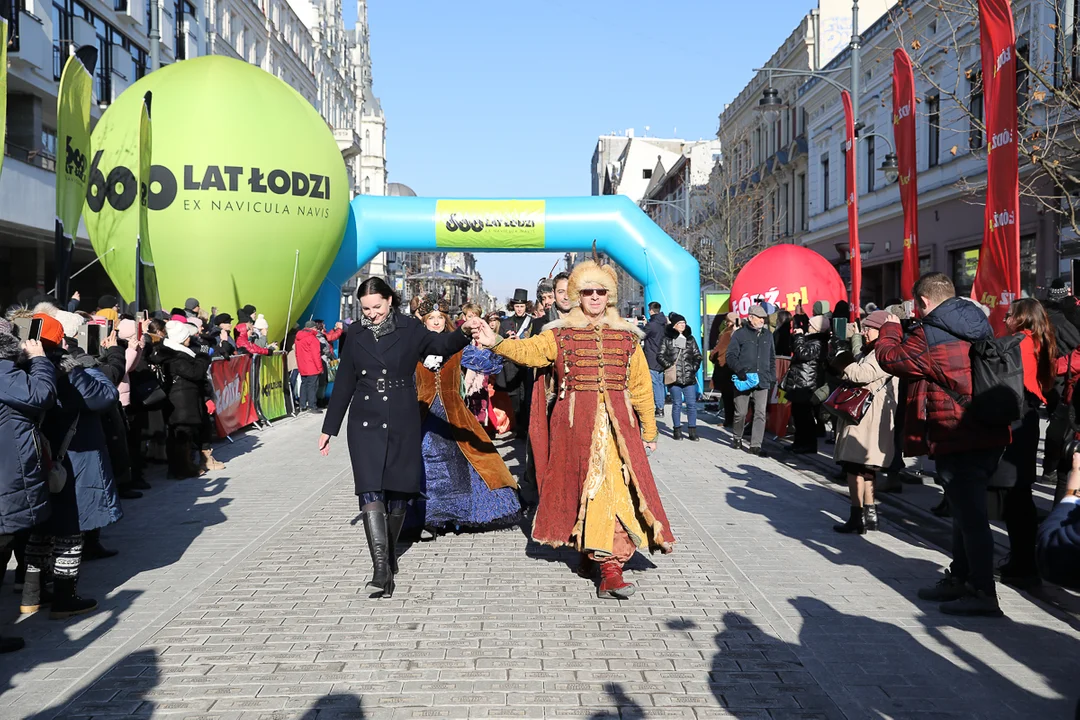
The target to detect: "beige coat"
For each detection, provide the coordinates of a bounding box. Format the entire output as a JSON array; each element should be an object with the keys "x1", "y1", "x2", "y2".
[{"x1": 833, "y1": 348, "x2": 899, "y2": 470}]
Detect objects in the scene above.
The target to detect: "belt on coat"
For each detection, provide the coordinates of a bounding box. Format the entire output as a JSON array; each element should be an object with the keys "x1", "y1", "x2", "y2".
[{"x1": 364, "y1": 377, "x2": 414, "y2": 393}]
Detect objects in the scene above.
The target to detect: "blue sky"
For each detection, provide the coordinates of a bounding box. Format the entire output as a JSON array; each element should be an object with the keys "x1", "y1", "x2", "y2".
[{"x1": 345, "y1": 0, "x2": 816, "y2": 303}]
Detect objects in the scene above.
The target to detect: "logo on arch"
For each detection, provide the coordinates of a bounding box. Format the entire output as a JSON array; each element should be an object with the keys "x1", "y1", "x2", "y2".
[{"x1": 435, "y1": 199, "x2": 546, "y2": 249}]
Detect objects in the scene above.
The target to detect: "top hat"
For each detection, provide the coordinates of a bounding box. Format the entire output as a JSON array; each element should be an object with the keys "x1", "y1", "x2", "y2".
[{"x1": 511, "y1": 289, "x2": 529, "y2": 305}]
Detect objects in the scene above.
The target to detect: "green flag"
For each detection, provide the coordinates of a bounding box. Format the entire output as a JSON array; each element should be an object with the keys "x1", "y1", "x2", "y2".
[
  {"x1": 136, "y1": 91, "x2": 161, "y2": 312},
  {"x1": 54, "y1": 46, "x2": 97, "y2": 301}
]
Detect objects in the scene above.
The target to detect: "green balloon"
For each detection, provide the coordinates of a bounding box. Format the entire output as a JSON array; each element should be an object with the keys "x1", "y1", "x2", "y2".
[{"x1": 86, "y1": 56, "x2": 348, "y2": 340}]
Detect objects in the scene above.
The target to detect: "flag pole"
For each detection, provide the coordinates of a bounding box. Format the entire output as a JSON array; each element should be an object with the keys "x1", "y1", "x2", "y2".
[{"x1": 283, "y1": 249, "x2": 300, "y2": 344}]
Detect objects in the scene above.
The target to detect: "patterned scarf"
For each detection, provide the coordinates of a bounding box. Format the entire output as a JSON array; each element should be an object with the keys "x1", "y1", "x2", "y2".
[{"x1": 361, "y1": 313, "x2": 396, "y2": 341}]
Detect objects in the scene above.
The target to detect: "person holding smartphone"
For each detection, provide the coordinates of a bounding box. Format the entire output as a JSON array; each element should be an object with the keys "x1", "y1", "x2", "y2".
[{"x1": 0, "y1": 318, "x2": 57, "y2": 651}]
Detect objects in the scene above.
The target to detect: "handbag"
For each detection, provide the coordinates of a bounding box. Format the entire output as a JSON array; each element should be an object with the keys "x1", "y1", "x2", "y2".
[
  {"x1": 733, "y1": 372, "x2": 759, "y2": 392},
  {"x1": 823, "y1": 383, "x2": 874, "y2": 424},
  {"x1": 663, "y1": 363, "x2": 677, "y2": 385},
  {"x1": 130, "y1": 371, "x2": 167, "y2": 408},
  {"x1": 46, "y1": 414, "x2": 80, "y2": 493}
]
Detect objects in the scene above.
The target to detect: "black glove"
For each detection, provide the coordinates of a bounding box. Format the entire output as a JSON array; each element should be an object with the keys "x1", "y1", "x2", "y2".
[{"x1": 735, "y1": 371, "x2": 748, "y2": 382}]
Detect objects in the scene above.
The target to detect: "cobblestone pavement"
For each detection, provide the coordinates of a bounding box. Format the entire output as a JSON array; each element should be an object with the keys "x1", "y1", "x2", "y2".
[{"x1": 2, "y1": 414, "x2": 1079, "y2": 719}]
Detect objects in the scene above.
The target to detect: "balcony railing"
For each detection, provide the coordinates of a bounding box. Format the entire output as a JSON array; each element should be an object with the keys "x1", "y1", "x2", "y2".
[{"x1": 4, "y1": 142, "x2": 57, "y2": 172}]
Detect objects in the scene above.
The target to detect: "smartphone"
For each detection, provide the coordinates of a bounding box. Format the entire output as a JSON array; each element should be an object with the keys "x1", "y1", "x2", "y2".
[
  {"x1": 85, "y1": 324, "x2": 102, "y2": 353},
  {"x1": 27, "y1": 318, "x2": 43, "y2": 341},
  {"x1": 832, "y1": 317, "x2": 847, "y2": 341}
]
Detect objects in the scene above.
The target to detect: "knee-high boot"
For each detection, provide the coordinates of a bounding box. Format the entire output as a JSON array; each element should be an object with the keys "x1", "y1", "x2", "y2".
[
  {"x1": 362, "y1": 509, "x2": 394, "y2": 598},
  {"x1": 387, "y1": 506, "x2": 407, "y2": 575}
]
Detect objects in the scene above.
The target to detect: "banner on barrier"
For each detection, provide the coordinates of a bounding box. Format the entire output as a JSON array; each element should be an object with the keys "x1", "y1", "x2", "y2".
[
  {"x1": 257, "y1": 354, "x2": 287, "y2": 421},
  {"x1": 211, "y1": 355, "x2": 258, "y2": 437}
]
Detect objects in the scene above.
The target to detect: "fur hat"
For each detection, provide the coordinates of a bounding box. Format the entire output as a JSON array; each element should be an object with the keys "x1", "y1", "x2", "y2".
[
  {"x1": 30, "y1": 301, "x2": 85, "y2": 339},
  {"x1": 416, "y1": 293, "x2": 449, "y2": 319},
  {"x1": 567, "y1": 259, "x2": 618, "y2": 307}
]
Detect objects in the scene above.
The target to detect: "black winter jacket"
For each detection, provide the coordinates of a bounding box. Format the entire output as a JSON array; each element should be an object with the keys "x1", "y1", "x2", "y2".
[
  {"x1": 657, "y1": 327, "x2": 702, "y2": 387},
  {"x1": 783, "y1": 332, "x2": 829, "y2": 394},
  {"x1": 726, "y1": 326, "x2": 776, "y2": 386},
  {"x1": 150, "y1": 344, "x2": 213, "y2": 426},
  {"x1": 0, "y1": 334, "x2": 56, "y2": 535},
  {"x1": 643, "y1": 313, "x2": 668, "y2": 372}
]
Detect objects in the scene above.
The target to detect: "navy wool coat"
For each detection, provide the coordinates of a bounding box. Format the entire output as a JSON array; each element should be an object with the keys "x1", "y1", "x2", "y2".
[
  {"x1": 322, "y1": 314, "x2": 471, "y2": 496},
  {"x1": 44, "y1": 360, "x2": 124, "y2": 534},
  {"x1": 0, "y1": 347, "x2": 57, "y2": 534}
]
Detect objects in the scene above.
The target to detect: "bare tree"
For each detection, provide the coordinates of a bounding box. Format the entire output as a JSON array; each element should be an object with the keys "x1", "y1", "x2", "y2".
[
  {"x1": 652, "y1": 124, "x2": 786, "y2": 289},
  {"x1": 893, "y1": 0, "x2": 1080, "y2": 233}
]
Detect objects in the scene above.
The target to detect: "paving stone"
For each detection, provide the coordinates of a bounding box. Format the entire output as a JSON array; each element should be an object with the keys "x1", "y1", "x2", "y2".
[{"x1": 6, "y1": 415, "x2": 1080, "y2": 720}]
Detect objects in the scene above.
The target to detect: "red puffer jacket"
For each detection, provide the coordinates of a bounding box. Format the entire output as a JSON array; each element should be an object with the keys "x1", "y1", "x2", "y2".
[
  {"x1": 876, "y1": 297, "x2": 1010, "y2": 458},
  {"x1": 294, "y1": 329, "x2": 323, "y2": 377}
]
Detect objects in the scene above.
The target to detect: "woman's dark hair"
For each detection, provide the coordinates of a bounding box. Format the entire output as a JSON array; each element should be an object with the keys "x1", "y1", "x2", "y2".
[
  {"x1": 1007, "y1": 297, "x2": 1057, "y2": 395},
  {"x1": 356, "y1": 277, "x2": 399, "y2": 308},
  {"x1": 147, "y1": 318, "x2": 167, "y2": 336}
]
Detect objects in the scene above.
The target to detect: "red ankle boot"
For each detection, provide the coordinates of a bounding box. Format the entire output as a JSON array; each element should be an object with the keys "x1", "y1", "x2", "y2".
[{"x1": 597, "y1": 561, "x2": 636, "y2": 599}]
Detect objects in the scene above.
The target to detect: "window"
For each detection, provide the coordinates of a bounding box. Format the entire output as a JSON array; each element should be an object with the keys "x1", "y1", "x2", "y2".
[
  {"x1": 642, "y1": 168, "x2": 652, "y2": 180},
  {"x1": 364, "y1": 176, "x2": 371, "y2": 194},
  {"x1": 969, "y1": 69, "x2": 984, "y2": 150},
  {"x1": 41, "y1": 127, "x2": 57, "y2": 157},
  {"x1": 952, "y1": 247, "x2": 981, "y2": 298},
  {"x1": 822, "y1": 155, "x2": 830, "y2": 210},
  {"x1": 927, "y1": 95, "x2": 940, "y2": 167},
  {"x1": 51, "y1": 0, "x2": 72, "y2": 81},
  {"x1": 174, "y1": 0, "x2": 195, "y2": 59},
  {"x1": 797, "y1": 172, "x2": 807, "y2": 231},
  {"x1": 866, "y1": 134, "x2": 876, "y2": 193},
  {"x1": 781, "y1": 181, "x2": 790, "y2": 236}
]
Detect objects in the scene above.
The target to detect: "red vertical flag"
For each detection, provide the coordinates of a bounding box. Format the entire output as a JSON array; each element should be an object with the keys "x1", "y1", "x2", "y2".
[
  {"x1": 841, "y1": 90, "x2": 861, "y2": 318},
  {"x1": 892, "y1": 49, "x2": 919, "y2": 301},
  {"x1": 972, "y1": 0, "x2": 1020, "y2": 334}
]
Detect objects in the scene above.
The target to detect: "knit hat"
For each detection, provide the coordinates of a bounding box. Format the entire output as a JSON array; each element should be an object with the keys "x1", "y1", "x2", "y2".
[
  {"x1": 253, "y1": 314, "x2": 269, "y2": 331},
  {"x1": 54, "y1": 310, "x2": 85, "y2": 339},
  {"x1": 98, "y1": 294, "x2": 118, "y2": 310},
  {"x1": 862, "y1": 310, "x2": 891, "y2": 329},
  {"x1": 1049, "y1": 277, "x2": 1070, "y2": 301},
  {"x1": 304, "y1": 321, "x2": 317, "y2": 329},
  {"x1": 668, "y1": 312, "x2": 686, "y2": 325},
  {"x1": 117, "y1": 318, "x2": 139, "y2": 342},
  {"x1": 184, "y1": 297, "x2": 200, "y2": 311},
  {"x1": 34, "y1": 313, "x2": 65, "y2": 346},
  {"x1": 809, "y1": 315, "x2": 828, "y2": 333},
  {"x1": 748, "y1": 305, "x2": 769, "y2": 319},
  {"x1": 165, "y1": 320, "x2": 195, "y2": 344}
]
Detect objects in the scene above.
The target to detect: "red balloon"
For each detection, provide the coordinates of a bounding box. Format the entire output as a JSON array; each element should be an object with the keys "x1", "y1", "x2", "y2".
[{"x1": 730, "y1": 245, "x2": 847, "y2": 317}]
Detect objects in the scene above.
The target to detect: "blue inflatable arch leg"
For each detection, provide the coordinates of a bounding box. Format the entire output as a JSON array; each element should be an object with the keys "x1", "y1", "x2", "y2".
[{"x1": 303, "y1": 195, "x2": 701, "y2": 363}]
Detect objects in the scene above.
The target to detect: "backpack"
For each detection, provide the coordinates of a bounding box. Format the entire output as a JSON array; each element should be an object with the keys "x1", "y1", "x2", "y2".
[{"x1": 938, "y1": 334, "x2": 1025, "y2": 427}]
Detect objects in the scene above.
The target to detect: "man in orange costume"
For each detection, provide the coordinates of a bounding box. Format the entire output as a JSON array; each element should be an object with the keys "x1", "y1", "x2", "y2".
[{"x1": 473, "y1": 255, "x2": 675, "y2": 598}]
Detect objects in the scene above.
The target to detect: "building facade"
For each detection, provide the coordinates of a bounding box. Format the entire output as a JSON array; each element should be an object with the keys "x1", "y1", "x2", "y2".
[
  {"x1": 0, "y1": 0, "x2": 385, "y2": 308},
  {"x1": 798, "y1": 0, "x2": 1058, "y2": 305}
]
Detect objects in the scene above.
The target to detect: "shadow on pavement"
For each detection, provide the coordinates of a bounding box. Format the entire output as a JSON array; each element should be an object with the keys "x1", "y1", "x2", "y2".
[
  {"x1": 29, "y1": 647, "x2": 370, "y2": 718},
  {"x1": 721, "y1": 461, "x2": 1080, "y2": 718}
]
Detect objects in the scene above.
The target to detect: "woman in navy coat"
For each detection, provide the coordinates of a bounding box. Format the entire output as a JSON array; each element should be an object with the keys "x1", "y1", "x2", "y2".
[{"x1": 320, "y1": 278, "x2": 483, "y2": 597}]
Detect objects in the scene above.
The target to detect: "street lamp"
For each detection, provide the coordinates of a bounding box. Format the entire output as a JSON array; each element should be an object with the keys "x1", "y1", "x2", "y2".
[
  {"x1": 880, "y1": 152, "x2": 900, "y2": 184},
  {"x1": 758, "y1": 87, "x2": 785, "y2": 125}
]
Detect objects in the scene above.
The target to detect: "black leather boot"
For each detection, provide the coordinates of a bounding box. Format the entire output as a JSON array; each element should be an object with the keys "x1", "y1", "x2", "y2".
[
  {"x1": 362, "y1": 509, "x2": 394, "y2": 598},
  {"x1": 673, "y1": 427, "x2": 683, "y2": 441},
  {"x1": 387, "y1": 506, "x2": 407, "y2": 575},
  {"x1": 833, "y1": 506, "x2": 866, "y2": 535},
  {"x1": 687, "y1": 427, "x2": 699, "y2": 442},
  {"x1": 863, "y1": 504, "x2": 879, "y2": 531},
  {"x1": 49, "y1": 577, "x2": 97, "y2": 620}
]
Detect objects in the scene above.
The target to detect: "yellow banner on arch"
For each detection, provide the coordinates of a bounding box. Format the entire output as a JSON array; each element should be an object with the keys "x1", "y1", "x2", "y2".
[{"x1": 435, "y1": 199, "x2": 545, "y2": 249}]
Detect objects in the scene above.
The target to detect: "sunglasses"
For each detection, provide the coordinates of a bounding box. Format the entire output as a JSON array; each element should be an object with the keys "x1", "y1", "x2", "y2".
[{"x1": 580, "y1": 289, "x2": 609, "y2": 297}]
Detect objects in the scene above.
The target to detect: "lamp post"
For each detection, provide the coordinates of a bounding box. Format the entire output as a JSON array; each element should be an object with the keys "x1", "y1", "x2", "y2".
[{"x1": 753, "y1": 0, "x2": 899, "y2": 181}]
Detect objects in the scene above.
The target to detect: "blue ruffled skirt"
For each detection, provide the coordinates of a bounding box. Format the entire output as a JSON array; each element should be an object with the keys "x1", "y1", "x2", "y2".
[{"x1": 418, "y1": 393, "x2": 521, "y2": 531}]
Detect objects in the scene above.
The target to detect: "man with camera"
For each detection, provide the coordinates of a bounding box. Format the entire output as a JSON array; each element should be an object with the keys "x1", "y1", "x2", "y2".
[{"x1": 876, "y1": 273, "x2": 1010, "y2": 617}]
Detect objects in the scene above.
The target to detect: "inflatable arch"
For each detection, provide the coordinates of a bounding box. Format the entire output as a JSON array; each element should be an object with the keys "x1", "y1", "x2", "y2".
[{"x1": 305, "y1": 195, "x2": 701, "y2": 350}]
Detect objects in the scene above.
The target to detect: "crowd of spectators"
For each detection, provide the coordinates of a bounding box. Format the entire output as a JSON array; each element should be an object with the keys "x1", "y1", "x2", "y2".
[{"x1": 0, "y1": 290, "x2": 344, "y2": 652}]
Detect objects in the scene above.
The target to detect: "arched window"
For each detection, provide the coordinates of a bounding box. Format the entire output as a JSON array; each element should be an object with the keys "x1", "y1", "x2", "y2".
[{"x1": 364, "y1": 177, "x2": 371, "y2": 194}]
